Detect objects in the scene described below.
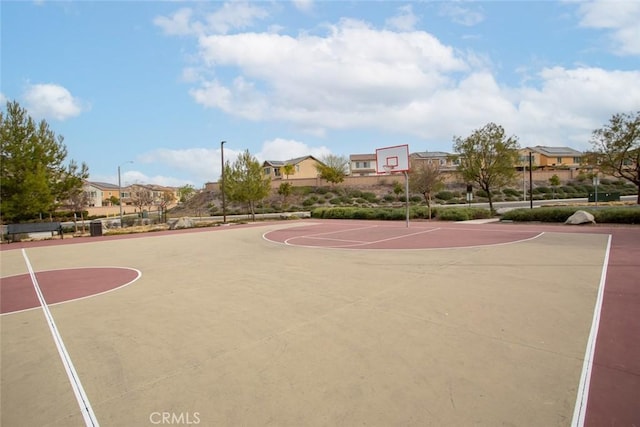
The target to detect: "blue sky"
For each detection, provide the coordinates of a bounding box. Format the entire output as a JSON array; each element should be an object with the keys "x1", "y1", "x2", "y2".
[{"x1": 2, "y1": 1, "x2": 639, "y2": 188}]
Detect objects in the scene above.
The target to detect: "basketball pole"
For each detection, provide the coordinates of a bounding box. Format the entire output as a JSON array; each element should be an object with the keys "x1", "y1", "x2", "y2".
[{"x1": 404, "y1": 171, "x2": 409, "y2": 228}]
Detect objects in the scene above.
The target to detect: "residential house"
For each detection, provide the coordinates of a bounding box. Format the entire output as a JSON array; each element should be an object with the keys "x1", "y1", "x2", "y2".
[
  {"x1": 262, "y1": 155, "x2": 325, "y2": 180},
  {"x1": 84, "y1": 182, "x2": 121, "y2": 207},
  {"x1": 410, "y1": 151, "x2": 458, "y2": 170},
  {"x1": 349, "y1": 154, "x2": 377, "y2": 176},
  {"x1": 520, "y1": 146, "x2": 583, "y2": 169}
]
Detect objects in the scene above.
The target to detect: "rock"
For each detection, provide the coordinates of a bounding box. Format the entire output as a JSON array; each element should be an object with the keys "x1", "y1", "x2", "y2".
[
  {"x1": 565, "y1": 210, "x2": 596, "y2": 225},
  {"x1": 170, "y1": 217, "x2": 195, "y2": 230}
]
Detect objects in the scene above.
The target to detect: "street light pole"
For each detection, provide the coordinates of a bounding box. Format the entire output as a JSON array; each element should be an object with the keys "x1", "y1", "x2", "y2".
[
  {"x1": 221, "y1": 141, "x2": 227, "y2": 223},
  {"x1": 118, "y1": 161, "x2": 133, "y2": 227}
]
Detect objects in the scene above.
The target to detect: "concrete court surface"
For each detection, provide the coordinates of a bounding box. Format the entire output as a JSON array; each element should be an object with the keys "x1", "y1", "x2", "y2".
[{"x1": 0, "y1": 221, "x2": 611, "y2": 426}]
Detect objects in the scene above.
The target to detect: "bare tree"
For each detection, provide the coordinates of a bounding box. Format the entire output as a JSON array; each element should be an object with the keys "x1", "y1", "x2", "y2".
[
  {"x1": 316, "y1": 155, "x2": 348, "y2": 185},
  {"x1": 409, "y1": 161, "x2": 444, "y2": 219},
  {"x1": 66, "y1": 187, "x2": 90, "y2": 233},
  {"x1": 129, "y1": 184, "x2": 154, "y2": 215}
]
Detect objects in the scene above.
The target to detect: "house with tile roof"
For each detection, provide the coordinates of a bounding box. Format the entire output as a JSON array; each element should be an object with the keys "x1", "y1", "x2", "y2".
[
  {"x1": 410, "y1": 151, "x2": 458, "y2": 170},
  {"x1": 84, "y1": 182, "x2": 121, "y2": 207},
  {"x1": 520, "y1": 146, "x2": 583, "y2": 168},
  {"x1": 262, "y1": 155, "x2": 325, "y2": 180}
]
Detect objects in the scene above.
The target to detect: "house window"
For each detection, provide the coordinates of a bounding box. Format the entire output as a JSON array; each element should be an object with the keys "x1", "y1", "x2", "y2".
[
  {"x1": 264, "y1": 167, "x2": 271, "y2": 175},
  {"x1": 274, "y1": 167, "x2": 281, "y2": 177},
  {"x1": 573, "y1": 157, "x2": 581, "y2": 163},
  {"x1": 557, "y1": 157, "x2": 562, "y2": 164},
  {"x1": 355, "y1": 161, "x2": 370, "y2": 169},
  {"x1": 296, "y1": 165, "x2": 300, "y2": 172}
]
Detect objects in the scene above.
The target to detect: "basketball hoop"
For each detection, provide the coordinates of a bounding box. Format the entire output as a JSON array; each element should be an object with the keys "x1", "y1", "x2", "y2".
[{"x1": 383, "y1": 164, "x2": 396, "y2": 175}]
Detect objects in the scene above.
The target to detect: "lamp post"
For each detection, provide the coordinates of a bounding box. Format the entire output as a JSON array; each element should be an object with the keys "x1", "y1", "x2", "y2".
[
  {"x1": 118, "y1": 161, "x2": 133, "y2": 227},
  {"x1": 220, "y1": 141, "x2": 227, "y2": 223}
]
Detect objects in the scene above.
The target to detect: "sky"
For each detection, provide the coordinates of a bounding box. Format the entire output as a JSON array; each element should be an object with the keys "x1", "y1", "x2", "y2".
[{"x1": 2, "y1": 0, "x2": 639, "y2": 188}]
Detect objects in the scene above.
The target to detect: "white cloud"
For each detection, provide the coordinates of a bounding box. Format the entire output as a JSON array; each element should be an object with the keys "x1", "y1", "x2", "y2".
[
  {"x1": 512, "y1": 67, "x2": 640, "y2": 148},
  {"x1": 22, "y1": 83, "x2": 86, "y2": 121},
  {"x1": 577, "y1": 0, "x2": 640, "y2": 55},
  {"x1": 138, "y1": 147, "x2": 226, "y2": 183},
  {"x1": 257, "y1": 138, "x2": 331, "y2": 161},
  {"x1": 439, "y1": 4, "x2": 485, "y2": 27},
  {"x1": 0, "y1": 92, "x2": 7, "y2": 105},
  {"x1": 154, "y1": 2, "x2": 269, "y2": 36},
  {"x1": 192, "y1": 18, "x2": 467, "y2": 133},
  {"x1": 292, "y1": 0, "x2": 314, "y2": 13},
  {"x1": 386, "y1": 5, "x2": 419, "y2": 32},
  {"x1": 159, "y1": 5, "x2": 640, "y2": 156}
]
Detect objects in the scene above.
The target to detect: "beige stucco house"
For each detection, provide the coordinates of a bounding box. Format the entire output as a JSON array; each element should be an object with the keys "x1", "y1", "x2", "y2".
[
  {"x1": 520, "y1": 146, "x2": 583, "y2": 168},
  {"x1": 349, "y1": 154, "x2": 377, "y2": 176},
  {"x1": 262, "y1": 156, "x2": 325, "y2": 180}
]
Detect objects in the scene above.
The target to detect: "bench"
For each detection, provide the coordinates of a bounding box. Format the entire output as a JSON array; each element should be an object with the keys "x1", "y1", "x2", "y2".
[{"x1": 6, "y1": 222, "x2": 64, "y2": 242}]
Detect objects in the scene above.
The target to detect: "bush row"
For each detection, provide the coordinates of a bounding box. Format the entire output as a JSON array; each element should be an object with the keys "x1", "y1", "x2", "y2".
[
  {"x1": 311, "y1": 206, "x2": 492, "y2": 221},
  {"x1": 500, "y1": 207, "x2": 640, "y2": 224}
]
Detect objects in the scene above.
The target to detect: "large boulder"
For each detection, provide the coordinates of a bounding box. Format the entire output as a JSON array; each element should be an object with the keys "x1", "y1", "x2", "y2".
[
  {"x1": 565, "y1": 210, "x2": 596, "y2": 225},
  {"x1": 170, "y1": 217, "x2": 195, "y2": 230}
]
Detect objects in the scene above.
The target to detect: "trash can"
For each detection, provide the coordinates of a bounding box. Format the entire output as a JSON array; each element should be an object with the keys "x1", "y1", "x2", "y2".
[{"x1": 90, "y1": 220, "x2": 103, "y2": 236}]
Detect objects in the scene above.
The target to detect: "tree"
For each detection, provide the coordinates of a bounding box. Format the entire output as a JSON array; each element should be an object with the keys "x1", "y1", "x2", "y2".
[
  {"x1": 278, "y1": 182, "x2": 293, "y2": 210},
  {"x1": 453, "y1": 122, "x2": 520, "y2": 212},
  {"x1": 1, "y1": 100, "x2": 89, "y2": 222},
  {"x1": 409, "y1": 161, "x2": 444, "y2": 219},
  {"x1": 66, "y1": 185, "x2": 90, "y2": 233},
  {"x1": 129, "y1": 184, "x2": 154, "y2": 214},
  {"x1": 393, "y1": 181, "x2": 404, "y2": 200},
  {"x1": 549, "y1": 174, "x2": 561, "y2": 199},
  {"x1": 590, "y1": 111, "x2": 640, "y2": 203},
  {"x1": 316, "y1": 154, "x2": 348, "y2": 185},
  {"x1": 177, "y1": 184, "x2": 196, "y2": 203},
  {"x1": 282, "y1": 163, "x2": 295, "y2": 179},
  {"x1": 224, "y1": 150, "x2": 271, "y2": 220},
  {"x1": 158, "y1": 190, "x2": 176, "y2": 222}
]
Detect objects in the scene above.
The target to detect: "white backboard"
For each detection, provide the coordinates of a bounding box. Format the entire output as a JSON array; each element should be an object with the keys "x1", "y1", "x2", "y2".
[{"x1": 375, "y1": 144, "x2": 410, "y2": 174}]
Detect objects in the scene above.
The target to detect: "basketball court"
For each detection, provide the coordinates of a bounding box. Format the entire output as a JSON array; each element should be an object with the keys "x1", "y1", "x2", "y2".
[{"x1": 1, "y1": 218, "x2": 638, "y2": 426}]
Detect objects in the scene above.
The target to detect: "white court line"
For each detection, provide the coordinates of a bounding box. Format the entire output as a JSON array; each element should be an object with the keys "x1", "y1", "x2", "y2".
[
  {"x1": 264, "y1": 222, "x2": 545, "y2": 250},
  {"x1": 571, "y1": 234, "x2": 612, "y2": 427},
  {"x1": 21, "y1": 250, "x2": 100, "y2": 427},
  {"x1": 283, "y1": 226, "x2": 440, "y2": 247},
  {"x1": 336, "y1": 227, "x2": 442, "y2": 248}
]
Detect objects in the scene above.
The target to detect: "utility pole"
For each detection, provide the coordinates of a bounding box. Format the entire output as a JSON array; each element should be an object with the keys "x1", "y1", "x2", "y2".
[{"x1": 221, "y1": 141, "x2": 227, "y2": 223}]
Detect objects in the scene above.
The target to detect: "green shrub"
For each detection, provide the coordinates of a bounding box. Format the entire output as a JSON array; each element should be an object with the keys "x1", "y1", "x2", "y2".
[
  {"x1": 409, "y1": 195, "x2": 423, "y2": 203},
  {"x1": 502, "y1": 188, "x2": 520, "y2": 197},
  {"x1": 475, "y1": 189, "x2": 488, "y2": 198},
  {"x1": 383, "y1": 194, "x2": 395, "y2": 202},
  {"x1": 346, "y1": 189, "x2": 363, "y2": 198},
  {"x1": 362, "y1": 192, "x2": 378, "y2": 203},
  {"x1": 499, "y1": 207, "x2": 640, "y2": 223},
  {"x1": 302, "y1": 196, "x2": 319, "y2": 207},
  {"x1": 593, "y1": 208, "x2": 640, "y2": 224},
  {"x1": 437, "y1": 208, "x2": 469, "y2": 221},
  {"x1": 436, "y1": 191, "x2": 454, "y2": 200},
  {"x1": 329, "y1": 197, "x2": 342, "y2": 205}
]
